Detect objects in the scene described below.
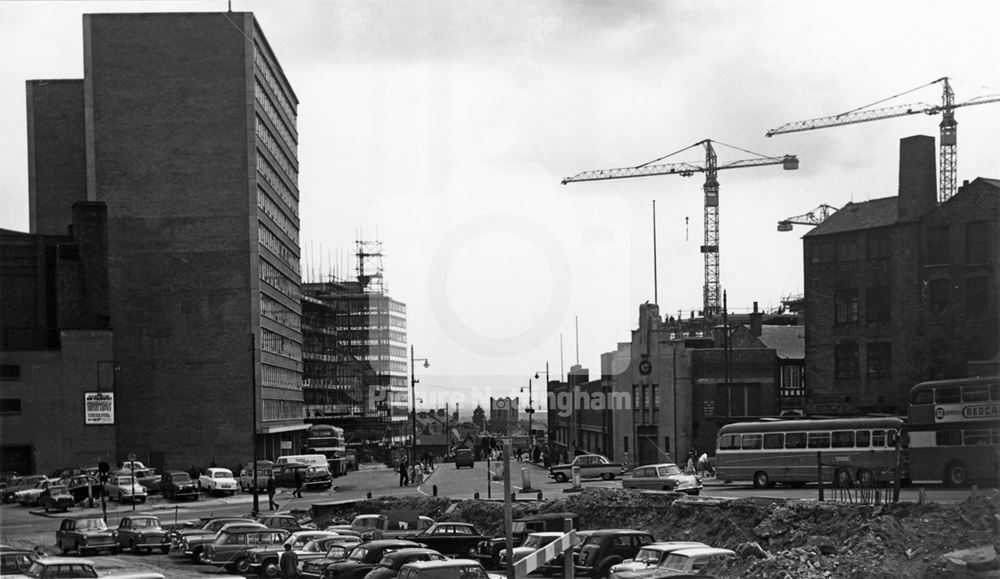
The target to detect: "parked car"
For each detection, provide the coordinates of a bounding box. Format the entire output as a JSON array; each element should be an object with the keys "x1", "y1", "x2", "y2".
[
  {"x1": 63, "y1": 475, "x2": 102, "y2": 504},
  {"x1": 304, "y1": 539, "x2": 422, "y2": 579},
  {"x1": 328, "y1": 513, "x2": 433, "y2": 541},
  {"x1": 115, "y1": 514, "x2": 171, "y2": 554},
  {"x1": 362, "y1": 548, "x2": 448, "y2": 579},
  {"x1": 40, "y1": 484, "x2": 75, "y2": 512},
  {"x1": 15, "y1": 479, "x2": 59, "y2": 507},
  {"x1": 299, "y1": 536, "x2": 364, "y2": 566},
  {"x1": 198, "y1": 467, "x2": 238, "y2": 496},
  {"x1": 608, "y1": 542, "x2": 709, "y2": 578},
  {"x1": 238, "y1": 460, "x2": 274, "y2": 492},
  {"x1": 201, "y1": 527, "x2": 290, "y2": 574},
  {"x1": 549, "y1": 454, "x2": 625, "y2": 483},
  {"x1": 0, "y1": 546, "x2": 37, "y2": 575},
  {"x1": 103, "y1": 474, "x2": 147, "y2": 503},
  {"x1": 170, "y1": 519, "x2": 264, "y2": 562},
  {"x1": 454, "y1": 449, "x2": 475, "y2": 469},
  {"x1": 255, "y1": 514, "x2": 317, "y2": 533},
  {"x1": 652, "y1": 547, "x2": 736, "y2": 577},
  {"x1": 56, "y1": 516, "x2": 118, "y2": 556},
  {"x1": 16, "y1": 556, "x2": 98, "y2": 578},
  {"x1": 130, "y1": 468, "x2": 161, "y2": 490},
  {"x1": 247, "y1": 530, "x2": 343, "y2": 577},
  {"x1": 300, "y1": 544, "x2": 354, "y2": 579},
  {"x1": 0, "y1": 472, "x2": 20, "y2": 489},
  {"x1": 498, "y1": 532, "x2": 563, "y2": 569},
  {"x1": 474, "y1": 512, "x2": 578, "y2": 569},
  {"x1": 148, "y1": 471, "x2": 199, "y2": 500},
  {"x1": 540, "y1": 529, "x2": 595, "y2": 575},
  {"x1": 49, "y1": 467, "x2": 89, "y2": 480},
  {"x1": 117, "y1": 461, "x2": 146, "y2": 471},
  {"x1": 272, "y1": 463, "x2": 333, "y2": 491},
  {"x1": 396, "y1": 559, "x2": 492, "y2": 579},
  {"x1": 622, "y1": 464, "x2": 702, "y2": 495},
  {"x1": 575, "y1": 530, "x2": 656, "y2": 578},
  {"x1": 411, "y1": 522, "x2": 487, "y2": 558},
  {"x1": 0, "y1": 475, "x2": 49, "y2": 503}
]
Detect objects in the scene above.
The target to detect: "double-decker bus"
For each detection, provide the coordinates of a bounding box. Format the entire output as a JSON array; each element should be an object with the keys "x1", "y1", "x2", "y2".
[
  {"x1": 905, "y1": 376, "x2": 1000, "y2": 487},
  {"x1": 304, "y1": 424, "x2": 347, "y2": 476},
  {"x1": 715, "y1": 416, "x2": 904, "y2": 488}
]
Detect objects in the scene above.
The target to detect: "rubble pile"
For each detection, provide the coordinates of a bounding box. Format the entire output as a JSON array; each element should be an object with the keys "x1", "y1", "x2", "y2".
[{"x1": 330, "y1": 487, "x2": 999, "y2": 578}]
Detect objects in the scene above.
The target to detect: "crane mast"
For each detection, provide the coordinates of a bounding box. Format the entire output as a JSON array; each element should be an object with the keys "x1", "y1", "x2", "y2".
[
  {"x1": 767, "y1": 77, "x2": 1000, "y2": 202},
  {"x1": 563, "y1": 139, "x2": 798, "y2": 324}
]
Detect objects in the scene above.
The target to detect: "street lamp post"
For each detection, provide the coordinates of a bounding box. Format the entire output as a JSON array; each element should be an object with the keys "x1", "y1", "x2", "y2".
[
  {"x1": 410, "y1": 345, "x2": 429, "y2": 465},
  {"x1": 531, "y1": 362, "x2": 549, "y2": 450},
  {"x1": 520, "y1": 379, "x2": 534, "y2": 450}
]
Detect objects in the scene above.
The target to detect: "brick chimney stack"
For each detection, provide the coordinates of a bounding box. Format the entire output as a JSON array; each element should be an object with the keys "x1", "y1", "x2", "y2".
[{"x1": 897, "y1": 135, "x2": 937, "y2": 221}]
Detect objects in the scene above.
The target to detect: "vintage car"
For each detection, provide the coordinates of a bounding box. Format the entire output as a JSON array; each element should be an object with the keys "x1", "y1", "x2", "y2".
[
  {"x1": 272, "y1": 463, "x2": 333, "y2": 491},
  {"x1": 549, "y1": 454, "x2": 625, "y2": 483},
  {"x1": 201, "y1": 527, "x2": 290, "y2": 574},
  {"x1": 497, "y1": 532, "x2": 563, "y2": 569},
  {"x1": 116, "y1": 514, "x2": 172, "y2": 554},
  {"x1": 40, "y1": 484, "x2": 76, "y2": 512},
  {"x1": 170, "y1": 519, "x2": 264, "y2": 562},
  {"x1": 454, "y1": 449, "x2": 475, "y2": 469},
  {"x1": 575, "y1": 530, "x2": 655, "y2": 578},
  {"x1": 648, "y1": 546, "x2": 736, "y2": 577},
  {"x1": 15, "y1": 479, "x2": 60, "y2": 507},
  {"x1": 474, "y1": 512, "x2": 578, "y2": 569},
  {"x1": 362, "y1": 548, "x2": 448, "y2": 579},
  {"x1": 303, "y1": 539, "x2": 422, "y2": 579},
  {"x1": 327, "y1": 513, "x2": 433, "y2": 541},
  {"x1": 0, "y1": 475, "x2": 50, "y2": 503},
  {"x1": 411, "y1": 522, "x2": 487, "y2": 559},
  {"x1": 255, "y1": 514, "x2": 317, "y2": 533},
  {"x1": 396, "y1": 559, "x2": 492, "y2": 579},
  {"x1": 238, "y1": 460, "x2": 274, "y2": 492},
  {"x1": 621, "y1": 464, "x2": 703, "y2": 495},
  {"x1": 247, "y1": 530, "x2": 343, "y2": 577},
  {"x1": 16, "y1": 556, "x2": 98, "y2": 578},
  {"x1": 300, "y1": 536, "x2": 363, "y2": 565},
  {"x1": 198, "y1": 467, "x2": 238, "y2": 496},
  {"x1": 56, "y1": 516, "x2": 118, "y2": 555},
  {"x1": 148, "y1": 471, "x2": 199, "y2": 500},
  {"x1": 0, "y1": 546, "x2": 37, "y2": 575},
  {"x1": 104, "y1": 474, "x2": 147, "y2": 503},
  {"x1": 64, "y1": 475, "x2": 103, "y2": 504},
  {"x1": 608, "y1": 542, "x2": 708, "y2": 577},
  {"x1": 129, "y1": 468, "x2": 162, "y2": 490}
]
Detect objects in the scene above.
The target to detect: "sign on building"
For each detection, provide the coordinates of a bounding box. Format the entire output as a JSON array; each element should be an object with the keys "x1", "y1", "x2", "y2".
[{"x1": 85, "y1": 392, "x2": 114, "y2": 425}]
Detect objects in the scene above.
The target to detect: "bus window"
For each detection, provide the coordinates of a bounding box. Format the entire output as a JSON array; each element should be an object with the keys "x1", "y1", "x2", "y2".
[
  {"x1": 785, "y1": 432, "x2": 806, "y2": 449},
  {"x1": 855, "y1": 430, "x2": 870, "y2": 447},
  {"x1": 964, "y1": 430, "x2": 991, "y2": 445},
  {"x1": 910, "y1": 389, "x2": 934, "y2": 405},
  {"x1": 935, "y1": 429, "x2": 962, "y2": 446},
  {"x1": 872, "y1": 430, "x2": 887, "y2": 447},
  {"x1": 719, "y1": 434, "x2": 740, "y2": 450},
  {"x1": 807, "y1": 432, "x2": 831, "y2": 448},
  {"x1": 935, "y1": 387, "x2": 961, "y2": 404},
  {"x1": 742, "y1": 434, "x2": 762, "y2": 450},
  {"x1": 962, "y1": 385, "x2": 990, "y2": 403},
  {"x1": 887, "y1": 429, "x2": 899, "y2": 447},
  {"x1": 831, "y1": 431, "x2": 854, "y2": 448},
  {"x1": 763, "y1": 433, "x2": 784, "y2": 449},
  {"x1": 991, "y1": 384, "x2": 1000, "y2": 402}
]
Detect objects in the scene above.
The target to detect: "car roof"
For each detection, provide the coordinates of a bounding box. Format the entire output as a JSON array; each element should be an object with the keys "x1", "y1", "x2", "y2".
[
  {"x1": 359, "y1": 539, "x2": 422, "y2": 548},
  {"x1": 382, "y1": 548, "x2": 442, "y2": 559},
  {"x1": 33, "y1": 556, "x2": 96, "y2": 565},
  {"x1": 635, "y1": 463, "x2": 681, "y2": 469},
  {"x1": 640, "y1": 542, "x2": 708, "y2": 552},
  {"x1": 668, "y1": 547, "x2": 736, "y2": 557},
  {"x1": 517, "y1": 512, "x2": 577, "y2": 521},
  {"x1": 588, "y1": 529, "x2": 650, "y2": 536},
  {"x1": 401, "y1": 559, "x2": 481, "y2": 569},
  {"x1": 527, "y1": 532, "x2": 565, "y2": 537}
]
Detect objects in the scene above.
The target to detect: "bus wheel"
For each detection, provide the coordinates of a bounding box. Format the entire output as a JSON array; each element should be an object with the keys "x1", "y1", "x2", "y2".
[
  {"x1": 752, "y1": 471, "x2": 771, "y2": 489},
  {"x1": 857, "y1": 469, "x2": 874, "y2": 486},
  {"x1": 944, "y1": 461, "x2": 968, "y2": 487},
  {"x1": 833, "y1": 469, "x2": 852, "y2": 489}
]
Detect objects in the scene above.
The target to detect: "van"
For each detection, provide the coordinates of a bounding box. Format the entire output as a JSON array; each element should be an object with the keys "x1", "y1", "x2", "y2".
[{"x1": 273, "y1": 454, "x2": 328, "y2": 468}]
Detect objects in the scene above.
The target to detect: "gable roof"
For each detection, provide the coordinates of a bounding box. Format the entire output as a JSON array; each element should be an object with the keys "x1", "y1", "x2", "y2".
[
  {"x1": 758, "y1": 325, "x2": 805, "y2": 360},
  {"x1": 804, "y1": 197, "x2": 897, "y2": 237}
]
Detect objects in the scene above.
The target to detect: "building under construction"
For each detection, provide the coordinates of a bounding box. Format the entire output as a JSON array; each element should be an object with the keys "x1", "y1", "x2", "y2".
[{"x1": 301, "y1": 241, "x2": 409, "y2": 460}]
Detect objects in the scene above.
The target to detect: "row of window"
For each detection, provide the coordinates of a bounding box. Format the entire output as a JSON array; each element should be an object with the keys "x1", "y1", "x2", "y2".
[
  {"x1": 260, "y1": 293, "x2": 301, "y2": 332},
  {"x1": 925, "y1": 276, "x2": 990, "y2": 315},
  {"x1": 258, "y1": 223, "x2": 301, "y2": 276},
  {"x1": 834, "y1": 341, "x2": 891, "y2": 380},
  {"x1": 261, "y1": 363, "x2": 302, "y2": 391},
  {"x1": 910, "y1": 382, "x2": 1000, "y2": 405},
  {"x1": 256, "y1": 153, "x2": 298, "y2": 218},
  {"x1": 719, "y1": 428, "x2": 896, "y2": 451},
  {"x1": 834, "y1": 286, "x2": 890, "y2": 324},
  {"x1": 260, "y1": 258, "x2": 301, "y2": 302},
  {"x1": 933, "y1": 428, "x2": 999, "y2": 447},
  {"x1": 254, "y1": 79, "x2": 297, "y2": 153},
  {"x1": 811, "y1": 232, "x2": 892, "y2": 263},
  {"x1": 258, "y1": 187, "x2": 299, "y2": 245},
  {"x1": 253, "y1": 42, "x2": 297, "y2": 129},
  {"x1": 261, "y1": 328, "x2": 302, "y2": 361},
  {"x1": 926, "y1": 222, "x2": 990, "y2": 265},
  {"x1": 256, "y1": 117, "x2": 298, "y2": 186}
]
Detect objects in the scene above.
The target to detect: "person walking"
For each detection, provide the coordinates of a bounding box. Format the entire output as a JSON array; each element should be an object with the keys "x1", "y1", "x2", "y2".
[
  {"x1": 293, "y1": 468, "x2": 303, "y2": 498},
  {"x1": 279, "y1": 542, "x2": 300, "y2": 579},
  {"x1": 413, "y1": 462, "x2": 424, "y2": 486},
  {"x1": 267, "y1": 475, "x2": 278, "y2": 510},
  {"x1": 398, "y1": 459, "x2": 409, "y2": 487}
]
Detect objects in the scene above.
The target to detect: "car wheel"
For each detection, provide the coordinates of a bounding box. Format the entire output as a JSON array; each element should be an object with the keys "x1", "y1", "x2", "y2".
[
  {"x1": 130, "y1": 539, "x2": 138, "y2": 554},
  {"x1": 60, "y1": 541, "x2": 70, "y2": 555},
  {"x1": 752, "y1": 470, "x2": 771, "y2": 489},
  {"x1": 262, "y1": 559, "x2": 281, "y2": 577},
  {"x1": 233, "y1": 556, "x2": 252, "y2": 574},
  {"x1": 161, "y1": 545, "x2": 170, "y2": 554},
  {"x1": 857, "y1": 469, "x2": 875, "y2": 486},
  {"x1": 43, "y1": 503, "x2": 50, "y2": 512},
  {"x1": 833, "y1": 468, "x2": 852, "y2": 489},
  {"x1": 193, "y1": 547, "x2": 205, "y2": 563},
  {"x1": 600, "y1": 473, "x2": 615, "y2": 481},
  {"x1": 554, "y1": 473, "x2": 568, "y2": 483}
]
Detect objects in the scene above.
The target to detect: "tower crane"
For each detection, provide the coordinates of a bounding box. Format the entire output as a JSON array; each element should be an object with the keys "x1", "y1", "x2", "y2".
[
  {"x1": 767, "y1": 77, "x2": 1000, "y2": 203},
  {"x1": 777, "y1": 204, "x2": 838, "y2": 232},
  {"x1": 562, "y1": 139, "x2": 798, "y2": 323}
]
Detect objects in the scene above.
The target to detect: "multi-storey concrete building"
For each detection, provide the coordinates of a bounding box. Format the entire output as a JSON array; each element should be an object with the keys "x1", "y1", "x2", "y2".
[
  {"x1": 3, "y1": 11, "x2": 306, "y2": 472},
  {"x1": 802, "y1": 136, "x2": 999, "y2": 415}
]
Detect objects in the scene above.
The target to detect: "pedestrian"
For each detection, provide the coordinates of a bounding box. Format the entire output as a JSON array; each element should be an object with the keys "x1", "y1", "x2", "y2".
[
  {"x1": 267, "y1": 475, "x2": 278, "y2": 510},
  {"x1": 686, "y1": 451, "x2": 696, "y2": 474},
  {"x1": 293, "y1": 467, "x2": 303, "y2": 498},
  {"x1": 398, "y1": 459, "x2": 409, "y2": 487},
  {"x1": 697, "y1": 452, "x2": 711, "y2": 478},
  {"x1": 279, "y1": 542, "x2": 300, "y2": 579},
  {"x1": 414, "y1": 462, "x2": 423, "y2": 486}
]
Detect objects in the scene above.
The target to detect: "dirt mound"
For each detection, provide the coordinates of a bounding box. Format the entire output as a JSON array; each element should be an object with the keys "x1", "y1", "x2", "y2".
[{"x1": 318, "y1": 488, "x2": 1000, "y2": 577}]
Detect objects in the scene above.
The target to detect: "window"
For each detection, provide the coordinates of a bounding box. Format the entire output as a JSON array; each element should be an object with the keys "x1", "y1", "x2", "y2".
[
  {"x1": 962, "y1": 385, "x2": 990, "y2": 403},
  {"x1": 967, "y1": 277, "x2": 988, "y2": 316},
  {"x1": 780, "y1": 366, "x2": 804, "y2": 397},
  {"x1": 871, "y1": 430, "x2": 888, "y2": 447},
  {"x1": 866, "y1": 286, "x2": 890, "y2": 323},
  {"x1": 718, "y1": 383, "x2": 762, "y2": 417},
  {"x1": 718, "y1": 434, "x2": 740, "y2": 450},
  {"x1": 0, "y1": 365, "x2": 19, "y2": 381},
  {"x1": 965, "y1": 221, "x2": 988, "y2": 265},
  {"x1": 935, "y1": 429, "x2": 962, "y2": 447},
  {"x1": 836, "y1": 238, "x2": 857, "y2": 261},
  {"x1": 910, "y1": 389, "x2": 933, "y2": 405},
  {"x1": 785, "y1": 432, "x2": 806, "y2": 449},
  {"x1": 831, "y1": 431, "x2": 854, "y2": 448},
  {"x1": 835, "y1": 289, "x2": 859, "y2": 324},
  {"x1": 807, "y1": 432, "x2": 831, "y2": 448},
  {"x1": 927, "y1": 225, "x2": 949, "y2": 264},
  {"x1": 0, "y1": 399, "x2": 21, "y2": 414},
  {"x1": 927, "y1": 279, "x2": 951, "y2": 313},
  {"x1": 763, "y1": 433, "x2": 784, "y2": 449},
  {"x1": 741, "y1": 434, "x2": 762, "y2": 450},
  {"x1": 855, "y1": 430, "x2": 871, "y2": 447},
  {"x1": 866, "y1": 342, "x2": 891, "y2": 379},
  {"x1": 935, "y1": 387, "x2": 961, "y2": 404},
  {"x1": 835, "y1": 342, "x2": 859, "y2": 379},
  {"x1": 866, "y1": 231, "x2": 891, "y2": 259}
]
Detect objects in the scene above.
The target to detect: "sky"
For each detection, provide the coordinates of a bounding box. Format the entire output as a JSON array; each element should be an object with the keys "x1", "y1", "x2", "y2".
[{"x1": 1, "y1": 0, "x2": 998, "y2": 414}]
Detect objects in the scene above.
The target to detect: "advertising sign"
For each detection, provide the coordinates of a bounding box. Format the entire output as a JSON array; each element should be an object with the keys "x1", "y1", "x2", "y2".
[{"x1": 85, "y1": 392, "x2": 114, "y2": 425}]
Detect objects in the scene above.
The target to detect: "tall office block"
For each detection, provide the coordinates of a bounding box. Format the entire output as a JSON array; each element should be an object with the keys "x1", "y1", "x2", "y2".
[{"x1": 76, "y1": 12, "x2": 304, "y2": 467}]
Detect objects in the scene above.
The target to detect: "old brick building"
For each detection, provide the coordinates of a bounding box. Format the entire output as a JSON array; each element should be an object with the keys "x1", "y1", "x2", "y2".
[
  {"x1": 803, "y1": 135, "x2": 999, "y2": 415},
  {"x1": 1, "y1": 12, "x2": 307, "y2": 473}
]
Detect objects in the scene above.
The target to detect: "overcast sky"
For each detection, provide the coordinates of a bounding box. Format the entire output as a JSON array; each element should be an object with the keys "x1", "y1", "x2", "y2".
[{"x1": 1, "y1": 0, "x2": 998, "y2": 413}]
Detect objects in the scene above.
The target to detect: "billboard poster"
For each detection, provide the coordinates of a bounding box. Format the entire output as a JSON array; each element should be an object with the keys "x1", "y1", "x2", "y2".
[{"x1": 85, "y1": 392, "x2": 114, "y2": 425}]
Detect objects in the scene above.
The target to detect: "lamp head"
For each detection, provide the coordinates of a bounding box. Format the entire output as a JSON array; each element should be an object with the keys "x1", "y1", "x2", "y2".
[
  {"x1": 534, "y1": 372, "x2": 539, "y2": 379},
  {"x1": 423, "y1": 360, "x2": 430, "y2": 368}
]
